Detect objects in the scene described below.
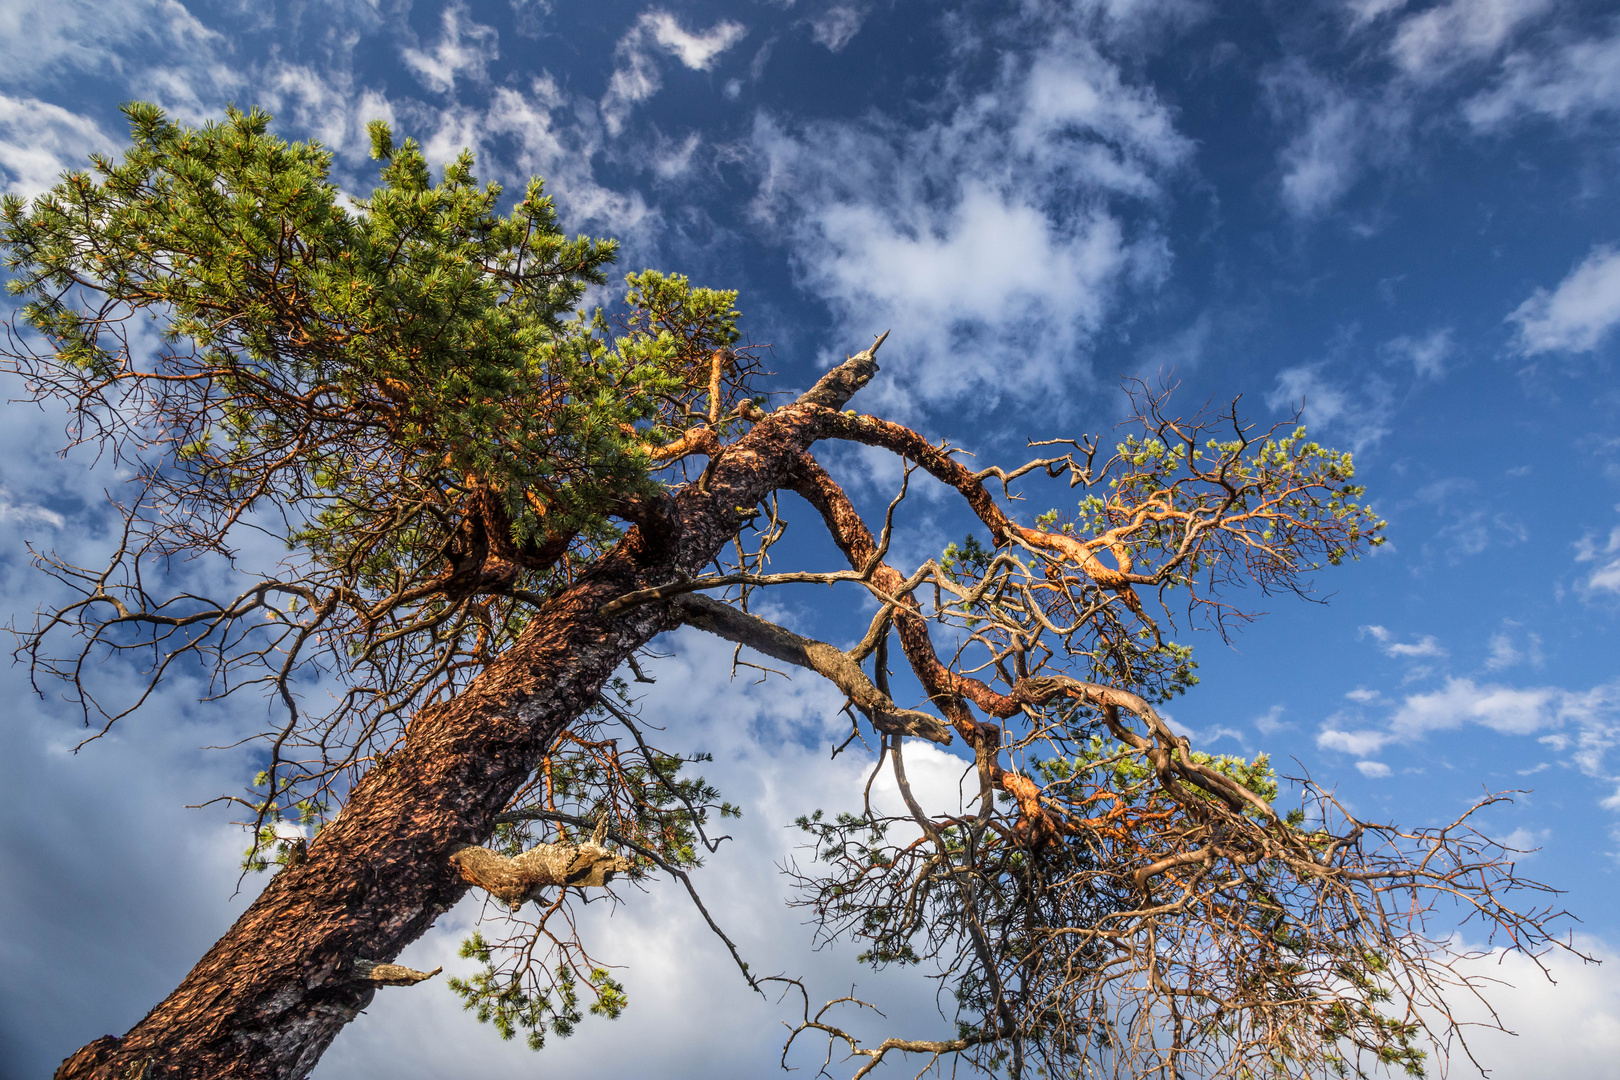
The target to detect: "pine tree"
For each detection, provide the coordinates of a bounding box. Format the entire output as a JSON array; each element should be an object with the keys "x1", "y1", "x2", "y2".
[{"x1": 5, "y1": 106, "x2": 1568, "y2": 1080}]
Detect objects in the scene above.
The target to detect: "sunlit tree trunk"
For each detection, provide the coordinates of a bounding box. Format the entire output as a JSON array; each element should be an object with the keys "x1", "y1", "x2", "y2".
[{"x1": 52, "y1": 361, "x2": 874, "y2": 1080}]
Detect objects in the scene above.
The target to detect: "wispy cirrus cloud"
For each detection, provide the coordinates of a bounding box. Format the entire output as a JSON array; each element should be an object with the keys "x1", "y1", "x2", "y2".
[
  {"x1": 1361, "y1": 624, "x2": 1447, "y2": 659},
  {"x1": 1388, "y1": 0, "x2": 1552, "y2": 83},
  {"x1": 806, "y1": 6, "x2": 865, "y2": 52},
  {"x1": 401, "y1": 1, "x2": 499, "y2": 96},
  {"x1": 602, "y1": 11, "x2": 747, "y2": 135},
  {"x1": 1466, "y1": 18, "x2": 1620, "y2": 129},
  {"x1": 1485, "y1": 625, "x2": 1543, "y2": 670},
  {"x1": 1265, "y1": 362, "x2": 1394, "y2": 452},
  {"x1": 1383, "y1": 327, "x2": 1454, "y2": 379},
  {"x1": 1265, "y1": 64, "x2": 1404, "y2": 220},
  {"x1": 1576, "y1": 524, "x2": 1620, "y2": 597},
  {"x1": 0, "y1": 0, "x2": 224, "y2": 91},
  {"x1": 0, "y1": 95, "x2": 115, "y2": 197}
]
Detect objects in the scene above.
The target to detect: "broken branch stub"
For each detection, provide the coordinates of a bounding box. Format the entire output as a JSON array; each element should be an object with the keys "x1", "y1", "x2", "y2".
[
  {"x1": 451, "y1": 837, "x2": 632, "y2": 906},
  {"x1": 352, "y1": 958, "x2": 441, "y2": 986}
]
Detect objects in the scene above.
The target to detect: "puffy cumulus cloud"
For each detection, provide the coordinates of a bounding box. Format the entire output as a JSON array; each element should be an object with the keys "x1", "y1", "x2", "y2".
[
  {"x1": 251, "y1": 63, "x2": 402, "y2": 168},
  {"x1": 1387, "y1": 677, "x2": 1564, "y2": 738},
  {"x1": 1388, "y1": 0, "x2": 1552, "y2": 83},
  {"x1": 1509, "y1": 244, "x2": 1620, "y2": 355},
  {"x1": 1466, "y1": 18, "x2": 1620, "y2": 129},
  {"x1": 1435, "y1": 936, "x2": 1620, "y2": 1080},
  {"x1": 749, "y1": 33, "x2": 1188, "y2": 413},
  {"x1": 0, "y1": 95, "x2": 115, "y2": 197},
  {"x1": 1317, "y1": 725, "x2": 1396, "y2": 757},
  {"x1": 602, "y1": 11, "x2": 747, "y2": 135},
  {"x1": 401, "y1": 1, "x2": 499, "y2": 96},
  {"x1": 643, "y1": 11, "x2": 747, "y2": 71},
  {"x1": 1355, "y1": 760, "x2": 1392, "y2": 778},
  {"x1": 1265, "y1": 363, "x2": 1394, "y2": 452}
]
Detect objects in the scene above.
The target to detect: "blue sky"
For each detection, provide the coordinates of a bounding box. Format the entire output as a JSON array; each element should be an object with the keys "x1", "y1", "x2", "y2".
[{"x1": 1, "y1": 0, "x2": 1619, "y2": 1077}]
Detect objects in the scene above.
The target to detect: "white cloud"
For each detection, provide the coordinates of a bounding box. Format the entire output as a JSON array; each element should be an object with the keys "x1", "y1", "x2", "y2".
[
  {"x1": 602, "y1": 11, "x2": 747, "y2": 134},
  {"x1": 0, "y1": 0, "x2": 223, "y2": 90},
  {"x1": 807, "y1": 6, "x2": 864, "y2": 52},
  {"x1": 1389, "y1": 0, "x2": 1551, "y2": 82},
  {"x1": 1485, "y1": 632, "x2": 1521, "y2": 670},
  {"x1": 1320, "y1": 678, "x2": 1620, "y2": 795},
  {"x1": 1267, "y1": 364, "x2": 1393, "y2": 451},
  {"x1": 1485, "y1": 626, "x2": 1541, "y2": 671},
  {"x1": 645, "y1": 11, "x2": 747, "y2": 70},
  {"x1": 1576, "y1": 524, "x2": 1620, "y2": 597},
  {"x1": 0, "y1": 95, "x2": 114, "y2": 197},
  {"x1": 413, "y1": 77, "x2": 649, "y2": 237},
  {"x1": 1592, "y1": 561, "x2": 1620, "y2": 595},
  {"x1": 751, "y1": 34, "x2": 1186, "y2": 412},
  {"x1": 1389, "y1": 677, "x2": 1559, "y2": 738},
  {"x1": 0, "y1": 486, "x2": 64, "y2": 529},
  {"x1": 1429, "y1": 507, "x2": 1526, "y2": 563},
  {"x1": 1253, "y1": 704, "x2": 1290, "y2": 734},
  {"x1": 1355, "y1": 760, "x2": 1392, "y2": 777},
  {"x1": 1438, "y1": 936, "x2": 1620, "y2": 1080},
  {"x1": 1318, "y1": 725, "x2": 1395, "y2": 757},
  {"x1": 1263, "y1": 61, "x2": 1410, "y2": 220},
  {"x1": 1362, "y1": 625, "x2": 1447, "y2": 659},
  {"x1": 1496, "y1": 825, "x2": 1543, "y2": 854},
  {"x1": 1509, "y1": 244, "x2": 1620, "y2": 355},
  {"x1": 1466, "y1": 21, "x2": 1620, "y2": 129},
  {"x1": 1345, "y1": 0, "x2": 1408, "y2": 26},
  {"x1": 401, "y1": 2, "x2": 499, "y2": 95},
  {"x1": 1275, "y1": 80, "x2": 1366, "y2": 218},
  {"x1": 1383, "y1": 327, "x2": 1453, "y2": 379}
]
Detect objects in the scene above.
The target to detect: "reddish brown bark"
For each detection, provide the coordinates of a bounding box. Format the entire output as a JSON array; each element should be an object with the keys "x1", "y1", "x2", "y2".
[{"x1": 53, "y1": 356, "x2": 880, "y2": 1080}]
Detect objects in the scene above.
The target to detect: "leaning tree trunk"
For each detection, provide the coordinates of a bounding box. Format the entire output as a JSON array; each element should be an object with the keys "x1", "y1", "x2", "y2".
[
  {"x1": 53, "y1": 539, "x2": 678, "y2": 1080},
  {"x1": 53, "y1": 356, "x2": 879, "y2": 1080}
]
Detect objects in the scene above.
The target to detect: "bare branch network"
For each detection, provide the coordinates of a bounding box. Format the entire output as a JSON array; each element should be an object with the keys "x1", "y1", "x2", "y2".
[{"x1": 2, "y1": 105, "x2": 1578, "y2": 1080}]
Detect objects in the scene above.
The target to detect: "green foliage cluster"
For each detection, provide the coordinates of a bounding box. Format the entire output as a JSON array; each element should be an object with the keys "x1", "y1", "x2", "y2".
[
  {"x1": 240, "y1": 771, "x2": 325, "y2": 873},
  {"x1": 1, "y1": 102, "x2": 751, "y2": 704},
  {"x1": 1, "y1": 104, "x2": 761, "y2": 846},
  {"x1": 446, "y1": 681, "x2": 741, "y2": 1049},
  {"x1": 447, "y1": 933, "x2": 627, "y2": 1051}
]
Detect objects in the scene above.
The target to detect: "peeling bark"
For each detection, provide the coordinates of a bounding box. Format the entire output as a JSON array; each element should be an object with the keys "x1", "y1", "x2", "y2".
[
  {"x1": 451, "y1": 838, "x2": 631, "y2": 905},
  {"x1": 352, "y1": 960, "x2": 441, "y2": 986}
]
